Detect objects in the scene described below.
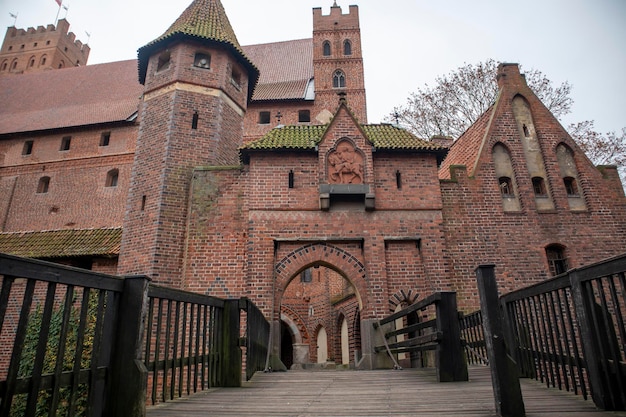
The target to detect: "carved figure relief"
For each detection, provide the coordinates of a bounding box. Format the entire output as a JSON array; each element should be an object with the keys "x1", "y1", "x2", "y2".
[{"x1": 327, "y1": 140, "x2": 364, "y2": 184}]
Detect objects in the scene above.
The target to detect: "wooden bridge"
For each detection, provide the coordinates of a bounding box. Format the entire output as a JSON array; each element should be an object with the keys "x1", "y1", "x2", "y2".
[
  {"x1": 1, "y1": 253, "x2": 625, "y2": 417},
  {"x1": 146, "y1": 366, "x2": 626, "y2": 417}
]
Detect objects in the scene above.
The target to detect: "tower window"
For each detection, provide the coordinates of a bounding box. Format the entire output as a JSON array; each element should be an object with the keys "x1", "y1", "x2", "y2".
[
  {"x1": 37, "y1": 176, "x2": 50, "y2": 194},
  {"x1": 100, "y1": 132, "x2": 111, "y2": 146},
  {"x1": 29, "y1": 58, "x2": 35, "y2": 67},
  {"x1": 396, "y1": 170, "x2": 402, "y2": 190},
  {"x1": 333, "y1": 70, "x2": 346, "y2": 88},
  {"x1": 323, "y1": 41, "x2": 331, "y2": 56},
  {"x1": 193, "y1": 53, "x2": 211, "y2": 69},
  {"x1": 40, "y1": 56, "x2": 47, "y2": 66},
  {"x1": 156, "y1": 51, "x2": 170, "y2": 72},
  {"x1": 259, "y1": 111, "x2": 271, "y2": 124},
  {"x1": 231, "y1": 67, "x2": 241, "y2": 88},
  {"x1": 22, "y1": 140, "x2": 34, "y2": 155},
  {"x1": 60, "y1": 136, "x2": 71, "y2": 151},
  {"x1": 532, "y1": 177, "x2": 547, "y2": 196},
  {"x1": 499, "y1": 176, "x2": 513, "y2": 197},
  {"x1": 546, "y1": 245, "x2": 568, "y2": 276},
  {"x1": 298, "y1": 110, "x2": 311, "y2": 123},
  {"x1": 288, "y1": 170, "x2": 294, "y2": 189},
  {"x1": 563, "y1": 177, "x2": 579, "y2": 196},
  {"x1": 106, "y1": 169, "x2": 119, "y2": 187},
  {"x1": 523, "y1": 124, "x2": 529, "y2": 137},
  {"x1": 343, "y1": 39, "x2": 352, "y2": 55}
]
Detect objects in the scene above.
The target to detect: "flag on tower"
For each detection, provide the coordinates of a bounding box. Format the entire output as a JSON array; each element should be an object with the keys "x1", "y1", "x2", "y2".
[{"x1": 55, "y1": 0, "x2": 62, "y2": 6}]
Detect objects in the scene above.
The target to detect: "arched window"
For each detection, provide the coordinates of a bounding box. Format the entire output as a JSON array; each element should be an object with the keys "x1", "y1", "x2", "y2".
[
  {"x1": 332, "y1": 70, "x2": 346, "y2": 88},
  {"x1": 37, "y1": 176, "x2": 50, "y2": 194},
  {"x1": 40, "y1": 55, "x2": 47, "y2": 66},
  {"x1": 343, "y1": 39, "x2": 352, "y2": 55},
  {"x1": 29, "y1": 56, "x2": 35, "y2": 67},
  {"x1": 58, "y1": 60, "x2": 65, "y2": 69},
  {"x1": 546, "y1": 244, "x2": 568, "y2": 276},
  {"x1": 106, "y1": 169, "x2": 119, "y2": 187},
  {"x1": 156, "y1": 52, "x2": 170, "y2": 72},
  {"x1": 323, "y1": 40, "x2": 331, "y2": 56},
  {"x1": 11, "y1": 59, "x2": 18, "y2": 70},
  {"x1": 1, "y1": 60, "x2": 7, "y2": 71}
]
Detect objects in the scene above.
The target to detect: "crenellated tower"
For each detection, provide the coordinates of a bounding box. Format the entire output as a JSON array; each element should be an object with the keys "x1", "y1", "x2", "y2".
[
  {"x1": 312, "y1": 3, "x2": 367, "y2": 123},
  {"x1": 0, "y1": 19, "x2": 90, "y2": 75},
  {"x1": 118, "y1": 0, "x2": 258, "y2": 283}
]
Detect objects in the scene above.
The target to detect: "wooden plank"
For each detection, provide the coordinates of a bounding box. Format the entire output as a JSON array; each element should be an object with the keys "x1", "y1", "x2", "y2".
[{"x1": 145, "y1": 366, "x2": 626, "y2": 417}]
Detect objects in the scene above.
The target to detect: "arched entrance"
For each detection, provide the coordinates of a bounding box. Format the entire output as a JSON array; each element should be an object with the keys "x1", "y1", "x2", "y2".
[{"x1": 273, "y1": 243, "x2": 367, "y2": 369}]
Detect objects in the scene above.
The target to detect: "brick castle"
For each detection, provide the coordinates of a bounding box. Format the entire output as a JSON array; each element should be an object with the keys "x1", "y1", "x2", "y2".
[{"x1": 1, "y1": 0, "x2": 624, "y2": 369}]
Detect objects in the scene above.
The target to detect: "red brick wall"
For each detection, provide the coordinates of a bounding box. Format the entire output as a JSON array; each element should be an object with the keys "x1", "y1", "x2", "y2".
[
  {"x1": 441, "y1": 65, "x2": 626, "y2": 312},
  {"x1": 0, "y1": 125, "x2": 135, "y2": 232},
  {"x1": 119, "y1": 42, "x2": 249, "y2": 284}
]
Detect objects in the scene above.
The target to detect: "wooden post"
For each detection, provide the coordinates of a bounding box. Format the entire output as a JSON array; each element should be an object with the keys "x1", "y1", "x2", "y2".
[
  {"x1": 436, "y1": 292, "x2": 468, "y2": 382},
  {"x1": 475, "y1": 265, "x2": 526, "y2": 417},
  {"x1": 106, "y1": 275, "x2": 150, "y2": 417},
  {"x1": 569, "y1": 270, "x2": 610, "y2": 409},
  {"x1": 220, "y1": 299, "x2": 242, "y2": 387}
]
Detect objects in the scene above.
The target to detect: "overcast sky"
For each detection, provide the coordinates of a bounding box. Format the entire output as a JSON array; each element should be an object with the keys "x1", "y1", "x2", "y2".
[{"x1": 2, "y1": 0, "x2": 625, "y2": 134}]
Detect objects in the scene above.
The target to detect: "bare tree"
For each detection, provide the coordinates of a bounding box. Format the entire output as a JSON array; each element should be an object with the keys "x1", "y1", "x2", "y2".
[
  {"x1": 391, "y1": 59, "x2": 625, "y2": 182},
  {"x1": 390, "y1": 59, "x2": 573, "y2": 139}
]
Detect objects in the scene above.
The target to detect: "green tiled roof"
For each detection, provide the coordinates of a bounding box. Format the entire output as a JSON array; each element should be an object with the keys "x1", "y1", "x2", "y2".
[
  {"x1": 242, "y1": 124, "x2": 446, "y2": 152},
  {"x1": 243, "y1": 125, "x2": 328, "y2": 150},
  {"x1": 137, "y1": 0, "x2": 259, "y2": 88},
  {"x1": 0, "y1": 228, "x2": 122, "y2": 259}
]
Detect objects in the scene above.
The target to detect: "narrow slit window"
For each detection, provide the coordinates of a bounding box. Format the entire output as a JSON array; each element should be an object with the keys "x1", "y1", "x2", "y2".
[
  {"x1": 141, "y1": 195, "x2": 147, "y2": 211},
  {"x1": 523, "y1": 124, "x2": 529, "y2": 137},
  {"x1": 301, "y1": 268, "x2": 312, "y2": 283},
  {"x1": 288, "y1": 170, "x2": 294, "y2": 189},
  {"x1": 396, "y1": 170, "x2": 402, "y2": 190},
  {"x1": 192, "y1": 112, "x2": 199, "y2": 130}
]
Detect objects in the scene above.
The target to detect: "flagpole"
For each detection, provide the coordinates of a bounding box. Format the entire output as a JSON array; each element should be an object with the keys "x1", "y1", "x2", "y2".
[{"x1": 54, "y1": 0, "x2": 62, "y2": 25}]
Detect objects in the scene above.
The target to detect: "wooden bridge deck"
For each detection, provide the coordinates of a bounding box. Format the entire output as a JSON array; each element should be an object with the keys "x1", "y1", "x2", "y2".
[{"x1": 146, "y1": 366, "x2": 626, "y2": 417}]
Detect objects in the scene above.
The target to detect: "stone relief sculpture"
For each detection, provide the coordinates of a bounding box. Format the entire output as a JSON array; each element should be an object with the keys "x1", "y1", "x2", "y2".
[{"x1": 327, "y1": 140, "x2": 364, "y2": 184}]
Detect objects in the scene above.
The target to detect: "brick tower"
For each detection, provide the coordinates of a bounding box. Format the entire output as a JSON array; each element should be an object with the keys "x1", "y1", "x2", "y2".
[
  {"x1": 312, "y1": 3, "x2": 367, "y2": 123},
  {"x1": 0, "y1": 19, "x2": 90, "y2": 76},
  {"x1": 118, "y1": 0, "x2": 258, "y2": 283}
]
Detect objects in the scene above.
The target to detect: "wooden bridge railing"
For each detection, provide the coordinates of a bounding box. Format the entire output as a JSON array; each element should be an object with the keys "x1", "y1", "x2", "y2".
[
  {"x1": 0, "y1": 253, "x2": 270, "y2": 417},
  {"x1": 474, "y1": 253, "x2": 626, "y2": 412},
  {"x1": 374, "y1": 291, "x2": 468, "y2": 382}
]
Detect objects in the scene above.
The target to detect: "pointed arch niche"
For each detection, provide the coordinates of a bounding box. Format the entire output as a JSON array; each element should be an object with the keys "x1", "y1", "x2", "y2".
[
  {"x1": 511, "y1": 94, "x2": 554, "y2": 211},
  {"x1": 492, "y1": 143, "x2": 521, "y2": 212},
  {"x1": 556, "y1": 143, "x2": 586, "y2": 211}
]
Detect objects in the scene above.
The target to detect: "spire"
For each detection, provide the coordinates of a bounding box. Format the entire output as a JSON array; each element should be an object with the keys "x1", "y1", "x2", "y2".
[{"x1": 137, "y1": 0, "x2": 258, "y2": 87}]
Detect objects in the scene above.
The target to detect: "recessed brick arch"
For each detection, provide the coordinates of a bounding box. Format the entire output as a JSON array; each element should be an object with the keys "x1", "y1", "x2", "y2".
[{"x1": 274, "y1": 242, "x2": 370, "y2": 318}]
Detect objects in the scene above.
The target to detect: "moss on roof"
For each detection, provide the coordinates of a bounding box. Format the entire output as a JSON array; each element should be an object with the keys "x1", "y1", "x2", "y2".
[
  {"x1": 0, "y1": 228, "x2": 122, "y2": 259},
  {"x1": 242, "y1": 123, "x2": 446, "y2": 152},
  {"x1": 137, "y1": 0, "x2": 259, "y2": 88}
]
